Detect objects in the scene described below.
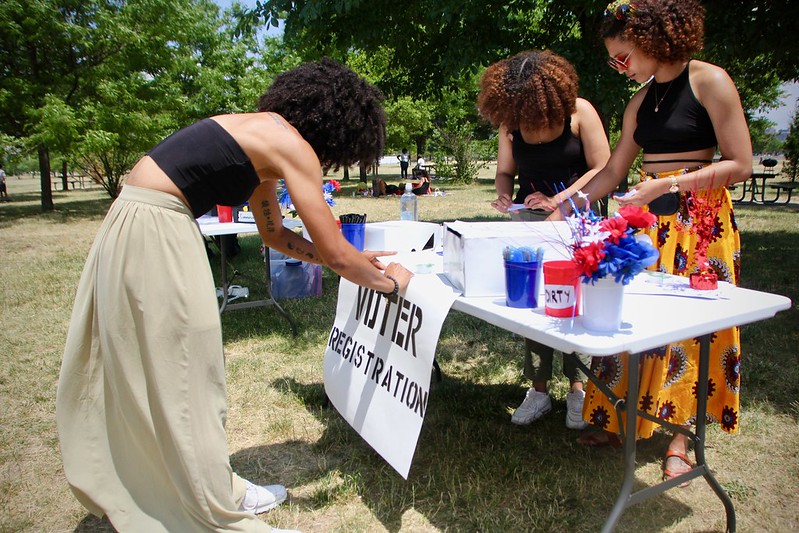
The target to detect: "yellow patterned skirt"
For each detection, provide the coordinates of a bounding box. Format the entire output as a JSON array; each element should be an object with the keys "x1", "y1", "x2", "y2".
[{"x1": 582, "y1": 168, "x2": 742, "y2": 438}]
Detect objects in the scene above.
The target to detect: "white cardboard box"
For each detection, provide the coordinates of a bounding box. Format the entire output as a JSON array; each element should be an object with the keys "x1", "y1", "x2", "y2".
[
  {"x1": 302, "y1": 220, "x2": 442, "y2": 253},
  {"x1": 364, "y1": 221, "x2": 442, "y2": 252},
  {"x1": 443, "y1": 221, "x2": 573, "y2": 297}
]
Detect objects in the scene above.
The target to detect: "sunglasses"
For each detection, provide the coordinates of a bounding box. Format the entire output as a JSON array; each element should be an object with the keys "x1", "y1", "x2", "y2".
[{"x1": 607, "y1": 47, "x2": 634, "y2": 71}]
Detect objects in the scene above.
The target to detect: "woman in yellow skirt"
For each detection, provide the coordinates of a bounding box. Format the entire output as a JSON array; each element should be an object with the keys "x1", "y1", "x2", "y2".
[{"x1": 564, "y1": 0, "x2": 752, "y2": 485}]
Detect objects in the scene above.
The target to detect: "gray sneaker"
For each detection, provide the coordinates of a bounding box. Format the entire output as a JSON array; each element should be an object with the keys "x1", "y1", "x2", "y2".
[
  {"x1": 511, "y1": 388, "x2": 552, "y2": 425},
  {"x1": 565, "y1": 389, "x2": 589, "y2": 430}
]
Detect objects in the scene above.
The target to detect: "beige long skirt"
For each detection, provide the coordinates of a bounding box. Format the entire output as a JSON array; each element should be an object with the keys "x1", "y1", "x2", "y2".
[{"x1": 56, "y1": 185, "x2": 270, "y2": 532}]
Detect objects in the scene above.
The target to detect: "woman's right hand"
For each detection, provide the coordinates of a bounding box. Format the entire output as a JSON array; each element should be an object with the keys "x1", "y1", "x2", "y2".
[{"x1": 491, "y1": 193, "x2": 513, "y2": 213}]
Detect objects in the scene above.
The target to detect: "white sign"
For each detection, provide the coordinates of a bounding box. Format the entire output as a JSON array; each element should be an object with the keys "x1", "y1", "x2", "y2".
[{"x1": 323, "y1": 274, "x2": 458, "y2": 478}]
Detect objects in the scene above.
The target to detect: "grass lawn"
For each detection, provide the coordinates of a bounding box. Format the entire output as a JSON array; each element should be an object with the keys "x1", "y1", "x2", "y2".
[{"x1": 1, "y1": 164, "x2": 798, "y2": 532}]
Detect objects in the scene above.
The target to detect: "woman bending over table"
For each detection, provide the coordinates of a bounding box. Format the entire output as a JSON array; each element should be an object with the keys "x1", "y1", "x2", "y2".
[
  {"x1": 477, "y1": 50, "x2": 611, "y2": 430},
  {"x1": 573, "y1": 0, "x2": 752, "y2": 487},
  {"x1": 56, "y1": 58, "x2": 412, "y2": 532}
]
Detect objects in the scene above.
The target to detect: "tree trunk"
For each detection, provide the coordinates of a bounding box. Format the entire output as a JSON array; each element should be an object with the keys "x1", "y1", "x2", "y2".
[
  {"x1": 359, "y1": 164, "x2": 368, "y2": 183},
  {"x1": 38, "y1": 145, "x2": 54, "y2": 211},
  {"x1": 61, "y1": 160, "x2": 68, "y2": 191},
  {"x1": 343, "y1": 166, "x2": 350, "y2": 182}
]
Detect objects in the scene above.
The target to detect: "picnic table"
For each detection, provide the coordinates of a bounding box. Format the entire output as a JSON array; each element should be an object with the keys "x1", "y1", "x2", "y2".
[{"x1": 730, "y1": 172, "x2": 778, "y2": 203}]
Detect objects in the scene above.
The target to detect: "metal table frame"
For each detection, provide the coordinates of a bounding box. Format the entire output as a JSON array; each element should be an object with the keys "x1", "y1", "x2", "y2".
[
  {"x1": 571, "y1": 337, "x2": 733, "y2": 532},
  {"x1": 198, "y1": 217, "x2": 298, "y2": 335},
  {"x1": 443, "y1": 270, "x2": 791, "y2": 533}
]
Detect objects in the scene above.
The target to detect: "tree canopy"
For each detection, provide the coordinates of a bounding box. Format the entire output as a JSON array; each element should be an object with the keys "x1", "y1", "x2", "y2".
[
  {"x1": 245, "y1": 0, "x2": 799, "y2": 126},
  {"x1": 0, "y1": 0, "x2": 290, "y2": 205}
]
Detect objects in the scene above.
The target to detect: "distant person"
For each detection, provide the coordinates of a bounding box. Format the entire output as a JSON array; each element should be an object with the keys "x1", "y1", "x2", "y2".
[
  {"x1": 414, "y1": 155, "x2": 429, "y2": 179},
  {"x1": 0, "y1": 163, "x2": 7, "y2": 201},
  {"x1": 56, "y1": 58, "x2": 412, "y2": 533},
  {"x1": 411, "y1": 174, "x2": 431, "y2": 195},
  {"x1": 478, "y1": 49, "x2": 611, "y2": 428},
  {"x1": 397, "y1": 148, "x2": 410, "y2": 179}
]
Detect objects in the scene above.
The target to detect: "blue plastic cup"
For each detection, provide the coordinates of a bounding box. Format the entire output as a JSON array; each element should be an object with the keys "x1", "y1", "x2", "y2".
[
  {"x1": 341, "y1": 223, "x2": 365, "y2": 251},
  {"x1": 504, "y1": 260, "x2": 540, "y2": 308}
]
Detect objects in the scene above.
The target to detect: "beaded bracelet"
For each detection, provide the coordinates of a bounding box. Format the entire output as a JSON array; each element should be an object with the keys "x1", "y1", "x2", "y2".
[{"x1": 382, "y1": 275, "x2": 399, "y2": 297}]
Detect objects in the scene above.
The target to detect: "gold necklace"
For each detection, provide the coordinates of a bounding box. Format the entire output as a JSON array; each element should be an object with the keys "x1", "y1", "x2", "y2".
[{"x1": 653, "y1": 79, "x2": 674, "y2": 113}]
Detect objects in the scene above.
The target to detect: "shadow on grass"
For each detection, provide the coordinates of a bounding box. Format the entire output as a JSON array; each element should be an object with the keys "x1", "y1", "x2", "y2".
[
  {"x1": 738, "y1": 229, "x2": 799, "y2": 417},
  {"x1": 257, "y1": 376, "x2": 692, "y2": 532},
  {"x1": 73, "y1": 514, "x2": 116, "y2": 532},
  {"x1": 0, "y1": 190, "x2": 111, "y2": 225}
]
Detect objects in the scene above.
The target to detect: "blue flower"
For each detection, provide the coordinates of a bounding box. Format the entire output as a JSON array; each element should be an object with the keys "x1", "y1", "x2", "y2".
[
  {"x1": 277, "y1": 179, "x2": 338, "y2": 215},
  {"x1": 568, "y1": 204, "x2": 660, "y2": 285}
]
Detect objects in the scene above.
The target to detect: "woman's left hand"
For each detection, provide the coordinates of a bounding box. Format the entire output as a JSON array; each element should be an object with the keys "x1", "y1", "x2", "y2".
[
  {"x1": 362, "y1": 250, "x2": 397, "y2": 270},
  {"x1": 616, "y1": 179, "x2": 667, "y2": 208}
]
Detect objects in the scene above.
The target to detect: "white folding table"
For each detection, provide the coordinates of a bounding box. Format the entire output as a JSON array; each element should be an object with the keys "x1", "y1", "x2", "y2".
[{"x1": 394, "y1": 250, "x2": 791, "y2": 533}]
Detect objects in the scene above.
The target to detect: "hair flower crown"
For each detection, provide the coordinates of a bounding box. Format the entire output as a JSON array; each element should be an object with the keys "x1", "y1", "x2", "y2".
[{"x1": 604, "y1": 0, "x2": 636, "y2": 21}]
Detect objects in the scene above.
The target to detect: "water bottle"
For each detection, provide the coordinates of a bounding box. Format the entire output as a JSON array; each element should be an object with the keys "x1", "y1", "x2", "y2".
[
  {"x1": 400, "y1": 183, "x2": 418, "y2": 221},
  {"x1": 275, "y1": 259, "x2": 309, "y2": 299}
]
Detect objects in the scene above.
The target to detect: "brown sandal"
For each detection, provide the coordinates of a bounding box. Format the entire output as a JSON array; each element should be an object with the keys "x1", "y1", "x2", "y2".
[
  {"x1": 663, "y1": 449, "x2": 694, "y2": 488},
  {"x1": 576, "y1": 430, "x2": 623, "y2": 448}
]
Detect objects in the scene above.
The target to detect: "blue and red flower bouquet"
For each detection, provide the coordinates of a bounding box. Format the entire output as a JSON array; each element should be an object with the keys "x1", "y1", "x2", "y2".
[
  {"x1": 567, "y1": 205, "x2": 660, "y2": 285},
  {"x1": 278, "y1": 179, "x2": 341, "y2": 217}
]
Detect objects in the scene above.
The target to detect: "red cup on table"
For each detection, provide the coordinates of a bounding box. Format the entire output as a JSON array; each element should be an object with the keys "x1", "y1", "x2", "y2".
[
  {"x1": 543, "y1": 260, "x2": 582, "y2": 317},
  {"x1": 217, "y1": 205, "x2": 233, "y2": 223}
]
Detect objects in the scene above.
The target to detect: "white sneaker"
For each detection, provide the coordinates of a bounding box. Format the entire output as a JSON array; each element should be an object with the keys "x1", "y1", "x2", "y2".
[
  {"x1": 239, "y1": 479, "x2": 287, "y2": 515},
  {"x1": 565, "y1": 389, "x2": 589, "y2": 430},
  {"x1": 511, "y1": 388, "x2": 552, "y2": 425}
]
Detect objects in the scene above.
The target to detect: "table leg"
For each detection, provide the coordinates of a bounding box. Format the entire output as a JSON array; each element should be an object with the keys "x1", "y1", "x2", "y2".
[
  {"x1": 759, "y1": 177, "x2": 768, "y2": 203},
  {"x1": 601, "y1": 352, "x2": 640, "y2": 533},
  {"x1": 580, "y1": 340, "x2": 736, "y2": 533},
  {"x1": 214, "y1": 237, "x2": 298, "y2": 336},
  {"x1": 218, "y1": 236, "x2": 232, "y2": 313},
  {"x1": 694, "y1": 333, "x2": 736, "y2": 532}
]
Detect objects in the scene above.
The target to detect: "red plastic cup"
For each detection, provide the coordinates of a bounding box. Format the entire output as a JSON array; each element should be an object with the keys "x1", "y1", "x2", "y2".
[
  {"x1": 543, "y1": 260, "x2": 582, "y2": 317},
  {"x1": 217, "y1": 205, "x2": 233, "y2": 223}
]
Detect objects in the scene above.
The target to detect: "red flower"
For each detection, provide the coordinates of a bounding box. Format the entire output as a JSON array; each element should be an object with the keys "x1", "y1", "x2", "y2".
[
  {"x1": 328, "y1": 179, "x2": 342, "y2": 192},
  {"x1": 572, "y1": 241, "x2": 606, "y2": 277},
  {"x1": 600, "y1": 217, "x2": 628, "y2": 244},
  {"x1": 618, "y1": 205, "x2": 657, "y2": 229}
]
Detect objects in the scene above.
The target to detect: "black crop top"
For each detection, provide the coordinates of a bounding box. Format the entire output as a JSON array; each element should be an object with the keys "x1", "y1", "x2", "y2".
[
  {"x1": 511, "y1": 116, "x2": 588, "y2": 204},
  {"x1": 633, "y1": 62, "x2": 717, "y2": 154},
  {"x1": 148, "y1": 118, "x2": 260, "y2": 217}
]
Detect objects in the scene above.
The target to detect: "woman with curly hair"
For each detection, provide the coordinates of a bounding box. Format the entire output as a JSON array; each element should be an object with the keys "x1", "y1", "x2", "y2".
[
  {"x1": 56, "y1": 58, "x2": 412, "y2": 532},
  {"x1": 574, "y1": 0, "x2": 752, "y2": 487},
  {"x1": 477, "y1": 50, "x2": 610, "y2": 429}
]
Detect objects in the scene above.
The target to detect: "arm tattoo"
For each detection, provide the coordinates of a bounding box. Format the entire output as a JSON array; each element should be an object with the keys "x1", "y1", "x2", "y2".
[
  {"x1": 269, "y1": 113, "x2": 288, "y2": 129},
  {"x1": 286, "y1": 242, "x2": 317, "y2": 261},
  {"x1": 261, "y1": 200, "x2": 276, "y2": 233}
]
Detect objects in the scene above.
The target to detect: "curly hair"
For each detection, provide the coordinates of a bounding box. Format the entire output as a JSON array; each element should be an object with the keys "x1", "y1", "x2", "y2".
[
  {"x1": 477, "y1": 50, "x2": 579, "y2": 132},
  {"x1": 601, "y1": 0, "x2": 704, "y2": 63},
  {"x1": 257, "y1": 58, "x2": 386, "y2": 168}
]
